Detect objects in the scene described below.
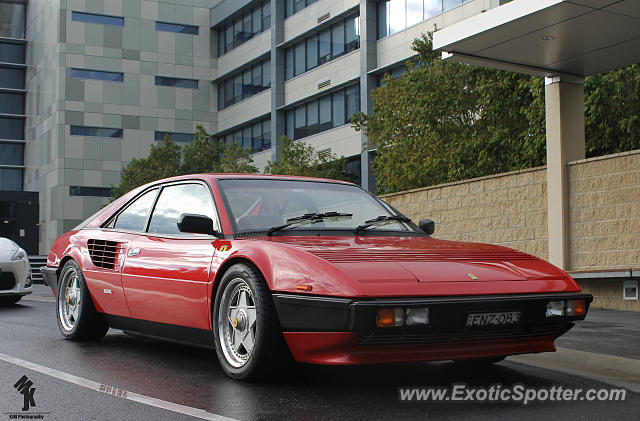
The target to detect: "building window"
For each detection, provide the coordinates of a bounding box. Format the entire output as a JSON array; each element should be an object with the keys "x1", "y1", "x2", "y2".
[
  {"x1": 0, "y1": 41, "x2": 25, "y2": 64},
  {"x1": 0, "y1": 68, "x2": 24, "y2": 90},
  {"x1": 69, "y1": 186, "x2": 113, "y2": 197},
  {"x1": 154, "y1": 131, "x2": 195, "y2": 143},
  {"x1": 0, "y1": 92, "x2": 24, "y2": 115},
  {"x1": 0, "y1": 168, "x2": 22, "y2": 191},
  {"x1": 285, "y1": 14, "x2": 359, "y2": 80},
  {"x1": 378, "y1": 0, "x2": 466, "y2": 39},
  {"x1": 155, "y1": 21, "x2": 199, "y2": 35},
  {"x1": 71, "y1": 11, "x2": 124, "y2": 27},
  {"x1": 285, "y1": 0, "x2": 318, "y2": 18},
  {"x1": 217, "y1": 1, "x2": 271, "y2": 56},
  {"x1": 70, "y1": 125, "x2": 123, "y2": 138},
  {"x1": 70, "y1": 68, "x2": 124, "y2": 82},
  {"x1": 0, "y1": 0, "x2": 26, "y2": 39},
  {"x1": 155, "y1": 76, "x2": 199, "y2": 89},
  {"x1": 284, "y1": 84, "x2": 360, "y2": 141},
  {"x1": 376, "y1": 65, "x2": 408, "y2": 86},
  {"x1": 0, "y1": 143, "x2": 23, "y2": 166},
  {"x1": 218, "y1": 117, "x2": 271, "y2": 154},
  {"x1": 217, "y1": 58, "x2": 270, "y2": 110},
  {"x1": 0, "y1": 116, "x2": 24, "y2": 140}
]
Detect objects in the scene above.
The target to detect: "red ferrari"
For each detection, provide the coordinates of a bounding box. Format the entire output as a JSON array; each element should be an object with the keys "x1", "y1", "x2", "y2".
[{"x1": 42, "y1": 174, "x2": 592, "y2": 379}]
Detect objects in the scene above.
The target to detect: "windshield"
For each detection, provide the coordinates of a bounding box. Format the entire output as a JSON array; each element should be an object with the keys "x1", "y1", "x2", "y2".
[{"x1": 218, "y1": 179, "x2": 416, "y2": 234}]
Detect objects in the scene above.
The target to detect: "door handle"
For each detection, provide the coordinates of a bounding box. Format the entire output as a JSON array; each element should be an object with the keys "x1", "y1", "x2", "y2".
[{"x1": 128, "y1": 248, "x2": 141, "y2": 257}]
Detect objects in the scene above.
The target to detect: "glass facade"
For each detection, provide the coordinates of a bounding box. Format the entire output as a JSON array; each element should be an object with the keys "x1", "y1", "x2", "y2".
[
  {"x1": 155, "y1": 76, "x2": 199, "y2": 89},
  {"x1": 285, "y1": 0, "x2": 318, "y2": 18},
  {"x1": 217, "y1": 59, "x2": 270, "y2": 110},
  {"x1": 0, "y1": 143, "x2": 22, "y2": 166},
  {"x1": 285, "y1": 14, "x2": 360, "y2": 80},
  {"x1": 0, "y1": 0, "x2": 26, "y2": 39},
  {"x1": 0, "y1": 41, "x2": 25, "y2": 64},
  {"x1": 378, "y1": 0, "x2": 470, "y2": 38},
  {"x1": 0, "y1": 168, "x2": 22, "y2": 191},
  {"x1": 71, "y1": 11, "x2": 124, "y2": 26},
  {"x1": 0, "y1": 1, "x2": 25, "y2": 192},
  {"x1": 71, "y1": 68, "x2": 124, "y2": 82},
  {"x1": 285, "y1": 84, "x2": 360, "y2": 140},
  {"x1": 155, "y1": 21, "x2": 199, "y2": 35},
  {"x1": 217, "y1": 1, "x2": 271, "y2": 56},
  {"x1": 70, "y1": 126, "x2": 124, "y2": 138},
  {"x1": 220, "y1": 118, "x2": 271, "y2": 154},
  {"x1": 0, "y1": 92, "x2": 24, "y2": 114}
]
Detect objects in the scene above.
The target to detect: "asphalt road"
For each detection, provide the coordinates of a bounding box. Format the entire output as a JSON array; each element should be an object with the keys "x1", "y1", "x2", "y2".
[{"x1": 0, "y1": 286, "x2": 638, "y2": 421}]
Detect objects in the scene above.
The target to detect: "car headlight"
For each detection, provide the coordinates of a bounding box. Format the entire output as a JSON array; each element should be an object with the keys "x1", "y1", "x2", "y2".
[
  {"x1": 546, "y1": 300, "x2": 565, "y2": 317},
  {"x1": 11, "y1": 248, "x2": 26, "y2": 261},
  {"x1": 405, "y1": 308, "x2": 430, "y2": 326}
]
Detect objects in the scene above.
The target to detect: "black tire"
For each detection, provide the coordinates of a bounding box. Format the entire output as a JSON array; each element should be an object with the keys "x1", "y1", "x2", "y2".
[
  {"x1": 213, "y1": 263, "x2": 286, "y2": 380},
  {"x1": 453, "y1": 356, "x2": 506, "y2": 366},
  {"x1": 0, "y1": 295, "x2": 22, "y2": 306},
  {"x1": 56, "y1": 260, "x2": 109, "y2": 340}
]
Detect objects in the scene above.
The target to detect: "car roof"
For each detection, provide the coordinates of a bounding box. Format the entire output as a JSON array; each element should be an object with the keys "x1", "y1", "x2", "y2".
[{"x1": 149, "y1": 173, "x2": 356, "y2": 185}]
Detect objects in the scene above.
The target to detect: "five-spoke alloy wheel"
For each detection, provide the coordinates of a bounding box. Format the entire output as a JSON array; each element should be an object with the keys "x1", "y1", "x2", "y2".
[
  {"x1": 56, "y1": 260, "x2": 109, "y2": 340},
  {"x1": 213, "y1": 263, "x2": 284, "y2": 380}
]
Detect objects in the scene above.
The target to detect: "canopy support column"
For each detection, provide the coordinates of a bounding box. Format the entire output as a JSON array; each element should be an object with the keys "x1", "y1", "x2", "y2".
[{"x1": 545, "y1": 76, "x2": 585, "y2": 270}]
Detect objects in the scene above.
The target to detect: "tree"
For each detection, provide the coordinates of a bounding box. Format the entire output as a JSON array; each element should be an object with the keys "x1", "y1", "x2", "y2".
[
  {"x1": 182, "y1": 125, "x2": 222, "y2": 173},
  {"x1": 220, "y1": 141, "x2": 258, "y2": 173},
  {"x1": 112, "y1": 126, "x2": 257, "y2": 198},
  {"x1": 264, "y1": 136, "x2": 350, "y2": 181},
  {"x1": 112, "y1": 133, "x2": 181, "y2": 198},
  {"x1": 353, "y1": 32, "x2": 640, "y2": 193}
]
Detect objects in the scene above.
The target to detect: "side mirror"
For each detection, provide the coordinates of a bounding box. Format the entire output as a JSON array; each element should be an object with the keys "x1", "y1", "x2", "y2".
[
  {"x1": 419, "y1": 219, "x2": 435, "y2": 236},
  {"x1": 177, "y1": 213, "x2": 219, "y2": 236}
]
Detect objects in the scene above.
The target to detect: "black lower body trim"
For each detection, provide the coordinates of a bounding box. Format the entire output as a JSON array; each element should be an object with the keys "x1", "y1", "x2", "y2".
[
  {"x1": 41, "y1": 266, "x2": 58, "y2": 293},
  {"x1": 272, "y1": 292, "x2": 592, "y2": 346},
  {"x1": 103, "y1": 314, "x2": 214, "y2": 348}
]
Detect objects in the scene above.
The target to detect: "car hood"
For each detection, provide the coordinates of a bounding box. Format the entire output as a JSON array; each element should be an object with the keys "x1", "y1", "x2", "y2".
[
  {"x1": 0, "y1": 239, "x2": 19, "y2": 261},
  {"x1": 261, "y1": 236, "x2": 576, "y2": 297}
]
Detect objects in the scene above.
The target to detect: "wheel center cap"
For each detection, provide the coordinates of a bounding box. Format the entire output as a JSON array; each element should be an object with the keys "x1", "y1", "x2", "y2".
[
  {"x1": 234, "y1": 310, "x2": 247, "y2": 332},
  {"x1": 66, "y1": 291, "x2": 77, "y2": 306}
]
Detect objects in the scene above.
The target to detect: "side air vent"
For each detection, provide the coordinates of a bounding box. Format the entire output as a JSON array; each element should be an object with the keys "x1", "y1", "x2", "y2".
[
  {"x1": 318, "y1": 79, "x2": 330, "y2": 90},
  {"x1": 87, "y1": 239, "x2": 123, "y2": 270},
  {"x1": 317, "y1": 13, "x2": 330, "y2": 23}
]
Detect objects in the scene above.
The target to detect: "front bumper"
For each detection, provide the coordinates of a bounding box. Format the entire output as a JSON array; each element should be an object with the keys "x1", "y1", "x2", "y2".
[
  {"x1": 0, "y1": 259, "x2": 33, "y2": 296},
  {"x1": 273, "y1": 292, "x2": 592, "y2": 364}
]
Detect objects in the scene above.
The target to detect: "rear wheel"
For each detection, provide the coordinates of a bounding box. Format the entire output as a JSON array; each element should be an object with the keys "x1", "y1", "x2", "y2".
[
  {"x1": 56, "y1": 260, "x2": 109, "y2": 340},
  {"x1": 0, "y1": 295, "x2": 22, "y2": 306},
  {"x1": 213, "y1": 263, "x2": 284, "y2": 380}
]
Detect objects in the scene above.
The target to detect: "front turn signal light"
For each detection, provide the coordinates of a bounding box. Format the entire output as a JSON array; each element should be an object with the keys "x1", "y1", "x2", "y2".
[
  {"x1": 377, "y1": 308, "x2": 403, "y2": 327},
  {"x1": 566, "y1": 299, "x2": 586, "y2": 316}
]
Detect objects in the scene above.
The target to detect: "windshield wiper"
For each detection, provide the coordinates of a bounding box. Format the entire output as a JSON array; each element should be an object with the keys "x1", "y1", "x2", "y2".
[
  {"x1": 267, "y1": 211, "x2": 353, "y2": 236},
  {"x1": 354, "y1": 215, "x2": 412, "y2": 234}
]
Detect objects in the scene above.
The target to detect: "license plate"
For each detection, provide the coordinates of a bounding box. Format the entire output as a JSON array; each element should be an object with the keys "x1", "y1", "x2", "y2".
[{"x1": 466, "y1": 311, "x2": 521, "y2": 327}]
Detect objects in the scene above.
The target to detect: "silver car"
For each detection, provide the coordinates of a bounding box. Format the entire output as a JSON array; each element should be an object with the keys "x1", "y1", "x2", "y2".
[{"x1": 0, "y1": 238, "x2": 32, "y2": 305}]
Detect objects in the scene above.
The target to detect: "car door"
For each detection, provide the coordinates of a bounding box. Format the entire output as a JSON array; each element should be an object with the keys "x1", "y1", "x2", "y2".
[
  {"x1": 121, "y1": 181, "x2": 219, "y2": 330},
  {"x1": 83, "y1": 187, "x2": 160, "y2": 318}
]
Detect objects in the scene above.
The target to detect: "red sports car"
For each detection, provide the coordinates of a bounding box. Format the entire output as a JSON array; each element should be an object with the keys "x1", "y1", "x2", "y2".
[{"x1": 42, "y1": 174, "x2": 592, "y2": 379}]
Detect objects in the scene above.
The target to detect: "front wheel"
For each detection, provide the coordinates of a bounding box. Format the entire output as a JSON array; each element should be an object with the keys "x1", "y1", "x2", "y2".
[
  {"x1": 56, "y1": 260, "x2": 109, "y2": 340},
  {"x1": 213, "y1": 263, "x2": 284, "y2": 380}
]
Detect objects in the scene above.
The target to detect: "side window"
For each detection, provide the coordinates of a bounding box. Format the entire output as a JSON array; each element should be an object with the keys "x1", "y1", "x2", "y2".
[
  {"x1": 148, "y1": 183, "x2": 217, "y2": 235},
  {"x1": 112, "y1": 189, "x2": 158, "y2": 231}
]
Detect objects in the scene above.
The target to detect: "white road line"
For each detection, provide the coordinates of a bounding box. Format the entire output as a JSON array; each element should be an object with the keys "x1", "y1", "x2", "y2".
[
  {"x1": 510, "y1": 347, "x2": 640, "y2": 393},
  {"x1": 0, "y1": 352, "x2": 237, "y2": 421}
]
